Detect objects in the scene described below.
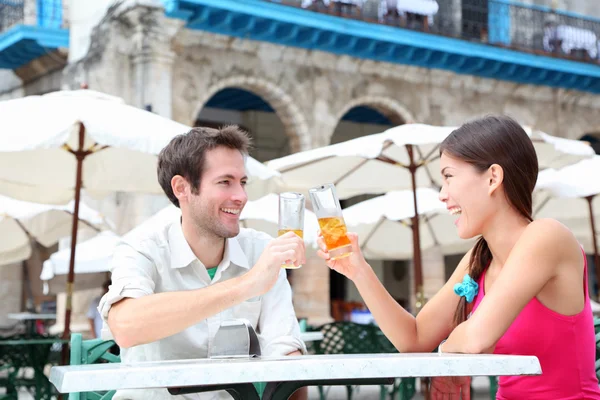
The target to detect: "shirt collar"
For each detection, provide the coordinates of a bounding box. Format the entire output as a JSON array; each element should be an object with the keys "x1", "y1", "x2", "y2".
[{"x1": 168, "y1": 219, "x2": 249, "y2": 270}]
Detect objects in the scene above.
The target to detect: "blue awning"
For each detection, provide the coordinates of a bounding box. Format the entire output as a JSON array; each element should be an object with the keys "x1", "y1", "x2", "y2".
[{"x1": 0, "y1": 24, "x2": 69, "y2": 69}]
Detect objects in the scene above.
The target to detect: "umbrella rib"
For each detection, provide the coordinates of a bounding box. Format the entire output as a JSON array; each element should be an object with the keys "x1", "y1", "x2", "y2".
[
  {"x1": 12, "y1": 217, "x2": 34, "y2": 241},
  {"x1": 423, "y1": 213, "x2": 441, "y2": 247},
  {"x1": 533, "y1": 193, "x2": 551, "y2": 216},
  {"x1": 62, "y1": 210, "x2": 102, "y2": 233},
  {"x1": 334, "y1": 158, "x2": 372, "y2": 187},
  {"x1": 276, "y1": 155, "x2": 337, "y2": 174},
  {"x1": 360, "y1": 215, "x2": 387, "y2": 254},
  {"x1": 421, "y1": 145, "x2": 441, "y2": 164}
]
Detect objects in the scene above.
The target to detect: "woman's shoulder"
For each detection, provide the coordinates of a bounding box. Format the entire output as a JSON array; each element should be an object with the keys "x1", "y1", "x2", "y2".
[{"x1": 520, "y1": 218, "x2": 581, "y2": 259}]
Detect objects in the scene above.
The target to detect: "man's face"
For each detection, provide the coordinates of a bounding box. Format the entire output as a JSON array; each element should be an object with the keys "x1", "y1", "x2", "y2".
[{"x1": 187, "y1": 147, "x2": 248, "y2": 239}]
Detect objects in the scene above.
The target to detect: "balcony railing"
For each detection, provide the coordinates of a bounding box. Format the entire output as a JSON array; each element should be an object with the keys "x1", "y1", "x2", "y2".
[
  {"x1": 0, "y1": 1, "x2": 24, "y2": 33},
  {"x1": 269, "y1": 0, "x2": 600, "y2": 65},
  {"x1": 0, "y1": 0, "x2": 67, "y2": 34}
]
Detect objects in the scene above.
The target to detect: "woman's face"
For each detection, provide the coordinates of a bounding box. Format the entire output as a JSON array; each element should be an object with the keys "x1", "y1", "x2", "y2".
[{"x1": 439, "y1": 152, "x2": 497, "y2": 239}]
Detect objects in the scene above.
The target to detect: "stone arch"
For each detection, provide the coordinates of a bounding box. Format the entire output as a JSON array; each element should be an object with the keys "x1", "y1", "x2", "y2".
[
  {"x1": 325, "y1": 96, "x2": 416, "y2": 145},
  {"x1": 193, "y1": 76, "x2": 311, "y2": 152},
  {"x1": 334, "y1": 96, "x2": 416, "y2": 128}
]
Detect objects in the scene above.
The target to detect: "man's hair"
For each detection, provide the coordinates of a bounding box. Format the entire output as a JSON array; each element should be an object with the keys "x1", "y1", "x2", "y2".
[{"x1": 157, "y1": 125, "x2": 252, "y2": 207}]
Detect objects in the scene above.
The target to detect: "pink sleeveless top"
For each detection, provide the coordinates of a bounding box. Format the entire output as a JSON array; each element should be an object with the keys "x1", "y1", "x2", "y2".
[{"x1": 471, "y1": 253, "x2": 600, "y2": 399}]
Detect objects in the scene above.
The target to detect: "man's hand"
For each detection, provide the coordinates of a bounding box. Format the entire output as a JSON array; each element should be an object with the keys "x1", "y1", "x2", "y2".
[
  {"x1": 430, "y1": 376, "x2": 471, "y2": 400},
  {"x1": 247, "y1": 231, "x2": 306, "y2": 297}
]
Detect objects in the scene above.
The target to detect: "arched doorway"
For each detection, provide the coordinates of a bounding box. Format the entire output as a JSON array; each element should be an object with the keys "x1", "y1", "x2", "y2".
[
  {"x1": 328, "y1": 100, "x2": 411, "y2": 319},
  {"x1": 193, "y1": 76, "x2": 310, "y2": 159},
  {"x1": 196, "y1": 87, "x2": 292, "y2": 162},
  {"x1": 580, "y1": 132, "x2": 600, "y2": 155}
]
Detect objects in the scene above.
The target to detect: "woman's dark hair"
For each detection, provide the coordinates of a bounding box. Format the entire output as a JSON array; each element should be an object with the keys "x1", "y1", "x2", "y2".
[{"x1": 439, "y1": 115, "x2": 538, "y2": 325}]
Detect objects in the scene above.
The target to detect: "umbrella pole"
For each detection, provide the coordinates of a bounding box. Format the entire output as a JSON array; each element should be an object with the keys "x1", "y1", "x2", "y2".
[
  {"x1": 586, "y1": 195, "x2": 600, "y2": 300},
  {"x1": 406, "y1": 145, "x2": 424, "y2": 313},
  {"x1": 61, "y1": 123, "x2": 86, "y2": 364}
]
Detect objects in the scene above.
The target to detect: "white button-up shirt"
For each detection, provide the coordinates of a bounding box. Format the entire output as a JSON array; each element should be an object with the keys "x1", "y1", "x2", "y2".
[{"x1": 98, "y1": 217, "x2": 306, "y2": 400}]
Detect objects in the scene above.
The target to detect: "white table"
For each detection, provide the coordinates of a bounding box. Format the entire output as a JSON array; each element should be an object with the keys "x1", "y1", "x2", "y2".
[
  {"x1": 50, "y1": 353, "x2": 541, "y2": 399},
  {"x1": 8, "y1": 312, "x2": 57, "y2": 336},
  {"x1": 299, "y1": 331, "x2": 324, "y2": 342},
  {"x1": 8, "y1": 313, "x2": 57, "y2": 320}
]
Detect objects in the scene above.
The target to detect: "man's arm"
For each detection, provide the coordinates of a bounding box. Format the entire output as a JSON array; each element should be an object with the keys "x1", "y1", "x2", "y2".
[
  {"x1": 108, "y1": 276, "x2": 256, "y2": 348},
  {"x1": 104, "y1": 231, "x2": 305, "y2": 349}
]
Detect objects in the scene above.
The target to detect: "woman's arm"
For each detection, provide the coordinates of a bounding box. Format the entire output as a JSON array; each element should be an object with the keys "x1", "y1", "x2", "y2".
[
  {"x1": 352, "y1": 247, "x2": 473, "y2": 353},
  {"x1": 318, "y1": 232, "x2": 474, "y2": 353},
  {"x1": 441, "y1": 219, "x2": 577, "y2": 354}
]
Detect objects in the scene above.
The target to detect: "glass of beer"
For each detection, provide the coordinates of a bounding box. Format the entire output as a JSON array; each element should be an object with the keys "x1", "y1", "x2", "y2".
[
  {"x1": 278, "y1": 192, "x2": 305, "y2": 269},
  {"x1": 308, "y1": 183, "x2": 352, "y2": 260}
]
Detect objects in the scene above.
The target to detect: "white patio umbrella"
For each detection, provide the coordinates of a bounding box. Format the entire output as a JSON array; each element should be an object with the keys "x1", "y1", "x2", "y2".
[
  {"x1": 0, "y1": 196, "x2": 105, "y2": 266},
  {"x1": 267, "y1": 123, "x2": 455, "y2": 298},
  {"x1": 240, "y1": 193, "x2": 319, "y2": 246},
  {"x1": 0, "y1": 89, "x2": 281, "y2": 341},
  {"x1": 534, "y1": 156, "x2": 600, "y2": 282},
  {"x1": 342, "y1": 188, "x2": 471, "y2": 259},
  {"x1": 524, "y1": 127, "x2": 596, "y2": 170}
]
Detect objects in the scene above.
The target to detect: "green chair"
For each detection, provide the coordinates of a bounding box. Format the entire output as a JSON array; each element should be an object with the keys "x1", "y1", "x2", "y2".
[
  {"x1": 594, "y1": 316, "x2": 600, "y2": 381},
  {"x1": 0, "y1": 333, "x2": 65, "y2": 400},
  {"x1": 69, "y1": 333, "x2": 120, "y2": 400}
]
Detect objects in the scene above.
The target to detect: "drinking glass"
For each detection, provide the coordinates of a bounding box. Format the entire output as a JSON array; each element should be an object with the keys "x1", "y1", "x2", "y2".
[
  {"x1": 278, "y1": 192, "x2": 305, "y2": 269},
  {"x1": 308, "y1": 183, "x2": 352, "y2": 260}
]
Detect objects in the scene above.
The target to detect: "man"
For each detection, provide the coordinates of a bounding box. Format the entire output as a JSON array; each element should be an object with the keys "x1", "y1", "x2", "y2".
[
  {"x1": 99, "y1": 126, "x2": 307, "y2": 399},
  {"x1": 87, "y1": 279, "x2": 110, "y2": 338}
]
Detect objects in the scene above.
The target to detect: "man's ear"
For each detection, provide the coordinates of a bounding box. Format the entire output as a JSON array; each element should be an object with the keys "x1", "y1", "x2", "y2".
[
  {"x1": 171, "y1": 175, "x2": 188, "y2": 204},
  {"x1": 487, "y1": 164, "x2": 504, "y2": 196}
]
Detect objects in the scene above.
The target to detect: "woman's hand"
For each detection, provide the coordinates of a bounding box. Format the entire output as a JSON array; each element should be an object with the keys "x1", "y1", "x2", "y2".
[
  {"x1": 315, "y1": 231, "x2": 368, "y2": 281},
  {"x1": 430, "y1": 376, "x2": 471, "y2": 400}
]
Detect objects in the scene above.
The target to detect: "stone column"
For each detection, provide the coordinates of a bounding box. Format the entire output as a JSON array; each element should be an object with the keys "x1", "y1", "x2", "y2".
[{"x1": 129, "y1": 8, "x2": 181, "y2": 119}]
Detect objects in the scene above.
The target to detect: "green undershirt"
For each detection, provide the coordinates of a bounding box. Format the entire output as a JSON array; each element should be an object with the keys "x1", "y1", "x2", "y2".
[{"x1": 207, "y1": 267, "x2": 218, "y2": 281}]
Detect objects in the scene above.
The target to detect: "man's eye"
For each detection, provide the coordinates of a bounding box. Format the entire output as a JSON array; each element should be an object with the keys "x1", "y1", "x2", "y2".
[
  {"x1": 241, "y1": 181, "x2": 248, "y2": 186},
  {"x1": 219, "y1": 181, "x2": 229, "y2": 185},
  {"x1": 444, "y1": 174, "x2": 452, "y2": 179}
]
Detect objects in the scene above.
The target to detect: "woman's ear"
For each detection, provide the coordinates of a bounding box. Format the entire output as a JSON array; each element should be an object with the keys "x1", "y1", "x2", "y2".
[{"x1": 487, "y1": 164, "x2": 504, "y2": 196}]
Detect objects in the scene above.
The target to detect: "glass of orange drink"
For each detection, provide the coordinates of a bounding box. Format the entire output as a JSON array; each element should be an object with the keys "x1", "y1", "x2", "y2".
[
  {"x1": 308, "y1": 183, "x2": 352, "y2": 260},
  {"x1": 278, "y1": 192, "x2": 305, "y2": 269}
]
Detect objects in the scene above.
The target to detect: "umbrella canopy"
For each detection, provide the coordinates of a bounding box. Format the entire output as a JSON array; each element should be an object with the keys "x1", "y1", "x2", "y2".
[
  {"x1": 240, "y1": 193, "x2": 319, "y2": 246},
  {"x1": 267, "y1": 123, "x2": 456, "y2": 300},
  {"x1": 0, "y1": 90, "x2": 279, "y2": 203},
  {"x1": 535, "y1": 156, "x2": 600, "y2": 280},
  {"x1": 0, "y1": 196, "x2": 105, "y2": 266},
  {"x1": 524, "y1": 127, "x2": 596, "y2": 170},
  {"x1": 266, "y1": 124, "x2": 454, "y2": 199},
  {"x1": 342, "y1": 188, "x2": 470, "y2": 259}
]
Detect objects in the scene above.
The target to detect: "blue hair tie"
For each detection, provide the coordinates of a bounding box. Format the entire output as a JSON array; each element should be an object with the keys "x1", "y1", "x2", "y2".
[{"x1": 454, "y1": 274, "x2": 479, "y2": 303}]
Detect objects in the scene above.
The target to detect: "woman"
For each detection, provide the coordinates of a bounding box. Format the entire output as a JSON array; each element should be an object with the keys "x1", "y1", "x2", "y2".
[{"x1": 316, "y1": 115, "x2": 600, "y2": 399}]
